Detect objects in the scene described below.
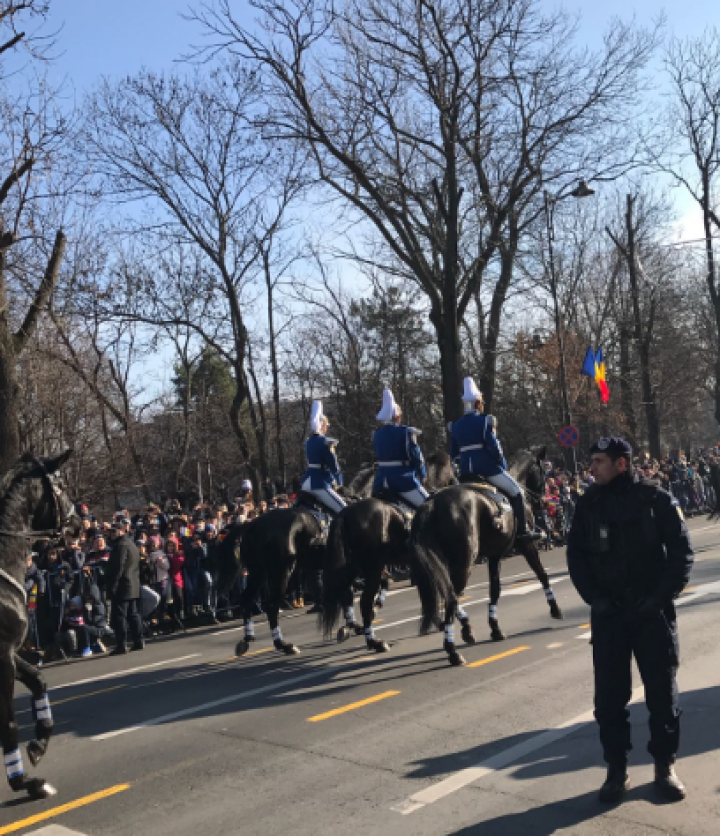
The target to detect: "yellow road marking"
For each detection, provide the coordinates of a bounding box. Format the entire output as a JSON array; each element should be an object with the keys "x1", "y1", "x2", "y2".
[
  {"x1": 579, "y1": 623, "x2": 590, "y2": 629},
  {"x1": 53, "y1": 685, "x2": 126, "y2": 706},
  {"x1": 460, "y1": 596, "x2": 471, "y2": 602},
  {"x1": 467, "y1": 646, "x2": 530, "y2": 668},
  {"x1": 0, "y1": 783, "x2": 130, "y2": 835},
  {"x1": 307, "y1": 690, "x2": 400, "y2": 722},
  {"x1": 508, "y1": 580, "x2": 535, "y2": 588},
  {"x1": 375, "y1": 619, "x2": 384, "y2": 624},
  {"x1": 682, "y1": 586, "x2": 697, "y2": 594}
]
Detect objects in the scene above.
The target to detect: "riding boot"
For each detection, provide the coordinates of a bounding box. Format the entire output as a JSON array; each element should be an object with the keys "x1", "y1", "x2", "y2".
[
  {"x1": 509, "y1": 494, "x2": 541, "y2": 543},
  {"x1": 654, "y1": 762, "x2": 686, "y2": 801},
  {"x1": 598, "y1": 762, "x2": 630, "y2": 803}
]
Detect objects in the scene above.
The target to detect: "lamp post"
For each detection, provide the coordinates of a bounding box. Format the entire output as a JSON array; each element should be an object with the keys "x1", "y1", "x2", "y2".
[{"x1": 543, "y1": 181, "x2": 594, "y2": 473}]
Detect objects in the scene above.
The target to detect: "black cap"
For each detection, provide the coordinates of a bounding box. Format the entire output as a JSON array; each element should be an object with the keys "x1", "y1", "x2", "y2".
[{"x1": 589, "y1": 436, "x2": 633, "y2": 459}]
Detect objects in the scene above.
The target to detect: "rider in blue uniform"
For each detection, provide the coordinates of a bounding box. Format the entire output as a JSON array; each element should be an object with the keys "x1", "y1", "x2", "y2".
[
  {"x1": 451, "y1": 376, "x2": 540, "y2": 543},
  {"x1": 372, "y1": 388, "x2": 428, "y2": 509},
  {"x1": 300, "y1": 401, "x2": 346, "y2": 515}
]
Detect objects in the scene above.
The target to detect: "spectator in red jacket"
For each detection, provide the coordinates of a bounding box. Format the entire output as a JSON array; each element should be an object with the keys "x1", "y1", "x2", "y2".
[{"x1": 166, "y1": 538, "x2": 185, "y2": 624}]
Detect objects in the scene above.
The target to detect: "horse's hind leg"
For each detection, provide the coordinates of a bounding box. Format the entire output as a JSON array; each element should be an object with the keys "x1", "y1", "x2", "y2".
[
  {"x1": 487, "y1": 556, "x2": 506, "y2": 641},
  {"x1": 235, "y1": 578, "x2": 260, "y2": 657},
  {"x1": 267, "y1": 566, "x2": 300, "y2": 655},
  {"x1": 518, "y1": 542, "x2": 563, "y2": 620},
  {"x1": 15, "y1": 654, "x2": 53, "y2": 767},
  {"x1": 360, "y1": 569, "x2": 389, "y2": 653},
  {"x1": 442, "y1": 596, "x2": 465, "y2": 666},
  {"x1": 374, "y1": 573, "x2": 389, "y2": 611},
  {"x1": 0, "y1": 652, "x2": 55, "y2": 800},
  {"x1": 337, "y1": 586, "x2": 362, "y2": 643}
]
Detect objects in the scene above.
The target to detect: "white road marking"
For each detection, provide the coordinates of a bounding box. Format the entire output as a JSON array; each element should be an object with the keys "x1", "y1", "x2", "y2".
[
  {"x1": 676, "y1": 579, "x2": 720, "y2": 607},
  {"x1": 26, "y1": 826, "x2": 89, "y2": 835},
  {"x1": 576, "y1": 631, "x2": 592, "y2": 640},
  {"x1": 546, "y1": 642, "x2": 564, "y2": 649},
  {"x1": 49, "y1": 654, "x2": 201, "y2": 692},
  {"x1": 92, "y1": 666, "x2": 339, "y2": 741},
  {"x1": 391, "y1": 683, "x2": 645, "y2": 815}
]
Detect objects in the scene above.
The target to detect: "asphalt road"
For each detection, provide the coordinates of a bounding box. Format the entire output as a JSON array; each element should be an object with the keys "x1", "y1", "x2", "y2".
[{"x1": 2, "y1": 517, "x2": 720, "y2": 836}]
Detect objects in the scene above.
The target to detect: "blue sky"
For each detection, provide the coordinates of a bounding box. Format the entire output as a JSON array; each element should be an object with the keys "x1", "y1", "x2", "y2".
[
  {"x1": 44, "y1": 1, "x2": 717, "y2": 91},
  {"x1": 41, "y1": 0, "x2": 719, "y2": 240}
]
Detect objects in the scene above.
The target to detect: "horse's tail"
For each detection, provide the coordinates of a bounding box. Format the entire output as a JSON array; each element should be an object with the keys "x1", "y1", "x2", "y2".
[
  {"x1": 410, "y1": 503, "x2": 454, "y2": 635},
  {"x1": 321, "y1": 515, "x2": 351, "y2": 638}
]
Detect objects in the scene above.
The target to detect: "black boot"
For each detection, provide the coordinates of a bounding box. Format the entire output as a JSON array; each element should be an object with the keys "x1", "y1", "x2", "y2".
[
  {"x1": 654, "y1": 762, "x2": 686, "y2": 801},
  {"x1": 510, "y1": 494, "x2": 541, "y2": 543},
  {"x1": 598, "y1": 763, "x2": 629, "y2": 803}
]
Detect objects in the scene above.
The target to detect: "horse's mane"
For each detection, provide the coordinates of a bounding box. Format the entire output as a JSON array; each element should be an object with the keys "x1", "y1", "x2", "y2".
[{"x1": 347, "y1": 466, "x2": 375, "y2": 498}]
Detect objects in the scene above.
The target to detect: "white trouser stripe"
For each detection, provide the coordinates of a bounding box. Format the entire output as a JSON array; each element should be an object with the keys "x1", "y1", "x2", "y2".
[{"x1": 483, "y1": 471, "x2": 522, "y2": 498}]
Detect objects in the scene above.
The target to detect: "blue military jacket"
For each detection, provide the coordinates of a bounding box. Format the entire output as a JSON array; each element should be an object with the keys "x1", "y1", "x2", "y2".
[
  {"x1": 372, "y1": 423, "x2": 427, "y2": 493},
  {"x1": 450, "y1": 412, "x2": 507, "y2": 477},
  {"x1": 302, "y1": 434, "x2": 343, "y2": 489}
]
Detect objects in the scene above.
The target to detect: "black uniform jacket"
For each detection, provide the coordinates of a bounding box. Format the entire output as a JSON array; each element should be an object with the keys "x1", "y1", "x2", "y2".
[
  {"x1": 567, "y1": 472, "x2": 694, "y2": 609},
  {"x1": 105, "y1": 535, "x2": 141, "y2": 601}
]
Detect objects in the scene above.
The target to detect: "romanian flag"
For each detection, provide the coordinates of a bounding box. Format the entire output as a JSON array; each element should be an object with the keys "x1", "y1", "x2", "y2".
[{"x1": 581, "y1": 347, "x2": 610, "y2": 403}]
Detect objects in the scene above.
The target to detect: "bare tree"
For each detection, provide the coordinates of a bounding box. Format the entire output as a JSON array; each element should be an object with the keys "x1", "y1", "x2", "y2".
[
  {"x1": 194, "y1": 0, "x2": 656, "y2": 424},
  {"x1": 82, "y1": 61, "x2": 299, "y2": 492},
  {"x1": 660, "y1": 28, "x2": 720, "y2": 425}
]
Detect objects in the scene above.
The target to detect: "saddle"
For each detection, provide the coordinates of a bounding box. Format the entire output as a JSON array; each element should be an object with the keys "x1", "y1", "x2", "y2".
[
  {"x1": 294, "y1": 492, "x2": 333, "y2": 545},
  {"x1": 458, "y1": 474, "x2": 512, "y2": 517},
  {"x1": 371, "y1": 488, "x2": 415, "y2": 528}
]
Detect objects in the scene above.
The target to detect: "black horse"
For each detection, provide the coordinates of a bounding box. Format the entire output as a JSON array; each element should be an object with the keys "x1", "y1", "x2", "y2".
[
  {"x1": 321, "y1": 452, "x2": 457, "y2": 652},
  {"x1": 0, "y1": 451, "x2": 79, "y2": 799},
  {"x1": 215, "y1": 508, "x2": 324, "y2": 657},
  {"x1": 410, "y1": 447, "x2": 563, "y2": 666}
]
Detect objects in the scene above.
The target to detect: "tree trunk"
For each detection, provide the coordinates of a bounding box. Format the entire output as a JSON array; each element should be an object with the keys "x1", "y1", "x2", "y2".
[
  {"x1": 0, "y1": 317, "x2": 20, "y2": 472},
  {"x1": 264, "y1": 257, "x2": 286, "y2": 485},
  {"x1": 618, "y1": 324, "x2": 638, "y2": 448},
  {"x1": 431, "y1": 301, "x2": 462, "y2": 431},
  {"x1": 480, "y1": 220, "x2": 518, "y2": 414},
  {"x1": 625, "y1": 195, "x2": 661, "y2": 459}
]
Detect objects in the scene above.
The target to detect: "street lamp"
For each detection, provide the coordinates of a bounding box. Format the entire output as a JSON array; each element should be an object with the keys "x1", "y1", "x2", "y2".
[{"x1": 543, "y1": 181, "x2": 595, "y2": 472}]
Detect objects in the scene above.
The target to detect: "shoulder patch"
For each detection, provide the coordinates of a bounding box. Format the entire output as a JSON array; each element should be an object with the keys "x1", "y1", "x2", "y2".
[
  {"x1": 486, "y1": 415, "x2": 497, "y2": 429},
  {"x1": 325, "y1": 437, "x2": 339, "y2": 447},
  {"x1": 407, "y1": 426, "x2": 422, "y2": 436}
]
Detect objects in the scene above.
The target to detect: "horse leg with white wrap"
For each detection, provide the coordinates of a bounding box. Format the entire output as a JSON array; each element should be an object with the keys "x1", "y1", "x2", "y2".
[
  {"x1": 0, "y1": 646, "x2": 55, "y2": 800},
  {"x1": 15, "y1": 653, "x2": 54, "y2": 768},
  {"x1": 360, "y1": 568, "x2": 389, "y2": 653}
]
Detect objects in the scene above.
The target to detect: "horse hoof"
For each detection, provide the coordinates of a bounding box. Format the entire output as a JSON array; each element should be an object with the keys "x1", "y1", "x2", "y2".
[
  {"x1": 283, "y1": 643, "x2": 300, "y2": 655},
  {"x1": 369, "y1": 640, "x2": 389, "y2": 653},
  {"x1": 337, "y1": 626, "x2": 351, "y2": 643},
  {"x1": 235, "y1": 640, "x2": 250, "y2": 656},
  {"x1": 550, "y1": 602, "x2": 564, "y2": 620},
  {"x1": 244, "y1": 633, "x2": 256, "y2": 642},
  {"x1": 26, "y1": 778, "x2": 57, "y2": 800},
  {"x1": 448, "y1": 651, "x2": 465, "y2": 667},
  {"x1": 27, "y1": 740, "x2": 44, "y2": 768},
  {"x1": 490, "y1": 629, "x2": 506, "y2": 642},
  {"x1": 461, "y1": 625, "x2": 476, "y2": 645}
]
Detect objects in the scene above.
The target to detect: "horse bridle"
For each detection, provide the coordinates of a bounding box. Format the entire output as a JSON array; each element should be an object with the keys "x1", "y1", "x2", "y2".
[{"x1": 0, "y1": 458, "x2": 69, "y2": 540}]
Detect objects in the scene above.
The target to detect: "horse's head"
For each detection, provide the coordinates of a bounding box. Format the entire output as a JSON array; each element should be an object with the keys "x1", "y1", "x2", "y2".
[
  {"x1": 347, "y1": 465, "x2": 375, "y2": 499},
  {"x1": 2, "y1": 450, "x2": 80, "y2": 537},
  {"x1": 508, "y1": 445, "x2": 546, "y2": 497},
  {"x1": 425, "y1": 450, "x2": 457, "y2": 489}
]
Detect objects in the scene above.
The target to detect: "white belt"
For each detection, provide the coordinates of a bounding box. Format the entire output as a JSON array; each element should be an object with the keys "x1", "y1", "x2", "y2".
[
  {"x1": 378, "y1": 461, "x2": 408, "y2": 467},
  {"x1": 308, "y1": 464, "x2": 323, "y2": 469},
  {"x1": 460, "y1": 444, "x2": 485, "y2": 452}
]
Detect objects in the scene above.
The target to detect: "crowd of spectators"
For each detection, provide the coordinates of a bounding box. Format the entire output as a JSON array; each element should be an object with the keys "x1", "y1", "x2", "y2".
[
  {"x1": 22, "y1": 449, "x2": 718, "y2": 661},
  {"x1": 22, "y1": 476, "x2": 316, "y2": 661},
  {"x1": 534, "y1": 448, "x2": 718, "y2": 546}
]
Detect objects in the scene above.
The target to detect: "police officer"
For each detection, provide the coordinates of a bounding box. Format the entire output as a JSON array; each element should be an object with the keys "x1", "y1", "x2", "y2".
[
  {"x1": 372, "y1": 388, "x2": 428, "y2": 508},
  {"x1": 567, "y1": 437, "x2": 694, "y2": 803},
  {"x1": 451, "y1": 376, "x2": 540, "y2": 543},
  {"x1": 300, "y1": 400, "x2": 346, "y2": 515}
]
